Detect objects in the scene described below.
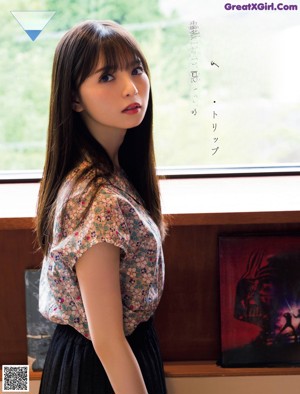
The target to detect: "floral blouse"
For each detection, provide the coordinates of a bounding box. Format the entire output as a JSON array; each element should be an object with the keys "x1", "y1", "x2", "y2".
[{"x1": 39, "y1": 161, "x2": 165, "y2": 337}]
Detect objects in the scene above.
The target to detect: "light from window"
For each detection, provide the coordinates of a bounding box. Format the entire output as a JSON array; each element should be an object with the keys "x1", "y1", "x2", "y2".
[{"x1": 0, "y1": 0, "x2": 299, "y2": 174}]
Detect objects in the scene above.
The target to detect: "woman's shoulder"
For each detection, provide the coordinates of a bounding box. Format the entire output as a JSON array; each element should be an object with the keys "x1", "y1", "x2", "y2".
[
  {"x1": 65, "y1": 161, "x2": 103, "y2": 191},
  {"x1": 60, "y1": 161, "x2": 124, "y2": 207}
]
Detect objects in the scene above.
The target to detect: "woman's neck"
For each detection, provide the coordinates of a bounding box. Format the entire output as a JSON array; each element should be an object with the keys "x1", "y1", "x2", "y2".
[{"x1": 91, "y1": 127, "x2": 127, "y2": 169}]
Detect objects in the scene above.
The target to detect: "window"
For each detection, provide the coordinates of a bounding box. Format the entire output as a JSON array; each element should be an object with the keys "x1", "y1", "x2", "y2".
[{"x1": 1, "y1": 0, "x2": 300, "y2": 176}]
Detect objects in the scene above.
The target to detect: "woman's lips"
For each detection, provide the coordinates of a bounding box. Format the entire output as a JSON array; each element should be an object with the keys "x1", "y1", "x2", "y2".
[{"x1": 122, "y1": 102, "x2": 141, "y2": 114}]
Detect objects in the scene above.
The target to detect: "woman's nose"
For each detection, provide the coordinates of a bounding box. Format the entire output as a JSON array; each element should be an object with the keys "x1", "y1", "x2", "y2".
[{"x1": 122, "y1": 77, "x2": 138, "y2": 97}]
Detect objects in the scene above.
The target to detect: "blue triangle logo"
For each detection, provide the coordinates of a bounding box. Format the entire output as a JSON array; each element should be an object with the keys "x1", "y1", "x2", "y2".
[
  {"x1": 25, "y1": 30, "x2": 42, "y2": 41},
  {"x1": 11, "y1": 11, "x2": 55, "y2": 41}
]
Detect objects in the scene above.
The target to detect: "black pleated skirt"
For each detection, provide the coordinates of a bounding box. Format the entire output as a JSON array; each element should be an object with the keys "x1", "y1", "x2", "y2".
[{"x1": 39, "y1": 317, "x2": 167, "y2": 394}]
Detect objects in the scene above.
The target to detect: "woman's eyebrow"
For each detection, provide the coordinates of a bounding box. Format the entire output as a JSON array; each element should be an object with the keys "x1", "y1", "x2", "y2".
[
  {"x1": 128, "y1": 58, "x2": 142, "y2": 68},
  {"x1": 94, "y1": 65, "x2": 113, "y2": 75},
  {"x1": 93, "y1": 58, "x2": 142, "y2": 75}
]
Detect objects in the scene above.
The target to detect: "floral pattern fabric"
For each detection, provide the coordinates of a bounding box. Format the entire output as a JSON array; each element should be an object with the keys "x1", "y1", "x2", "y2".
[{"x1": 39, "y1": 161, "x2": 165, "y2": 337}]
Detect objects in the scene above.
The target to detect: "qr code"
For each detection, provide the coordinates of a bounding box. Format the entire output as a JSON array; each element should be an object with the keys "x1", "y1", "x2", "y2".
[{"x1": 2, "y1": 365, "x2": 29, "y2": 392}]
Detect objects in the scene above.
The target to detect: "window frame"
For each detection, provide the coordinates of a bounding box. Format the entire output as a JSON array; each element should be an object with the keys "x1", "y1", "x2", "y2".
[{"x1": 1, "y1": 164, "x2": 300, "y2": 184}]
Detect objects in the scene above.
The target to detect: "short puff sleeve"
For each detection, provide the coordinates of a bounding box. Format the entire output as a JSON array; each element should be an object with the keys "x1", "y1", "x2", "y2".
[{"x1": 51, "y1": 187, "x2": 130, "y2": 268}]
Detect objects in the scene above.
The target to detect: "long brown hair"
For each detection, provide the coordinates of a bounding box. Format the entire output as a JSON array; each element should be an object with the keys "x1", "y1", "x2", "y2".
[{"x1": 36, "y1": 20, "x2": 164, "y2": 255}]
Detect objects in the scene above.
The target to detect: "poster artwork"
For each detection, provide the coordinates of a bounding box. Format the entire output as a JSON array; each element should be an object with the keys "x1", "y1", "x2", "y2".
[
  {"x1": 25, "y1": 269, "x2": 56, "y2": 371},
  {"x1": 219, "y1": 234, "x2": 300, "y2": 367}
]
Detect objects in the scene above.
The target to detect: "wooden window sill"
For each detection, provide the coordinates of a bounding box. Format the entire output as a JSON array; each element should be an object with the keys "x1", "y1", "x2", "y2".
[
  {"x1": 2, "y1": 362, "x2": 300, "y2": 381},
  {"x1": 163, "y1": 361, "x2": 300, "y2": 377}
]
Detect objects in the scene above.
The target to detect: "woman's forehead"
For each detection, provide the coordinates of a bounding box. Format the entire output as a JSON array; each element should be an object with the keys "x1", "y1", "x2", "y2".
[{"x1": 93, "y1": 50, "x2": 142, "y2": 72}]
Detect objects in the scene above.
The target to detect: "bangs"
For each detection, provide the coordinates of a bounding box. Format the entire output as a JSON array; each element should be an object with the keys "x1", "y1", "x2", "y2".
[
  {"x1": 100, "y1": 36, "x2": 144, "y2": 74},
  {"x1": 74, "y1": 21, "x2": 149, "y2": 87}
]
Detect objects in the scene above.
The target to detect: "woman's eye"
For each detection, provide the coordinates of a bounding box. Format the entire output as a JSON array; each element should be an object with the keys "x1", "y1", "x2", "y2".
[
  {"x1": 99, "y1": 74, "x2": 114, "y2": 83},
  {"x1": 132, "y1": 66, "x2": 144, "y2": 76}
]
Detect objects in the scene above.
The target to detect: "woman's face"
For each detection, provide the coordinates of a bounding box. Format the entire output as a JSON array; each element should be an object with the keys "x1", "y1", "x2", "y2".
[{"x1": 73, "y1": 55, "x2": 150, "y2": 138}]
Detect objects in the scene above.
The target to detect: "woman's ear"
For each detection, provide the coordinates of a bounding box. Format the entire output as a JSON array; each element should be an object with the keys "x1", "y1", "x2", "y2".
[
  {"x1": 72, "y1": 99, "x2": 84, "y2": 112},
  {"x1": 72, "y1": 94, "x2": 84, "y2": 112}
]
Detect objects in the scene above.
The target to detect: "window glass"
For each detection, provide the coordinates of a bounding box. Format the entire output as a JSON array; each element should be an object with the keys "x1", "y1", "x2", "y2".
[{"x1": 1, "y1": 0, "x2": 299, "y2": 173}]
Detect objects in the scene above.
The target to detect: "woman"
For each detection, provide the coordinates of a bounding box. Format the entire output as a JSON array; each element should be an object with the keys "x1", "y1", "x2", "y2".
[{"x1": 36, "y1": 20, "x2": 166, "y2": 394}]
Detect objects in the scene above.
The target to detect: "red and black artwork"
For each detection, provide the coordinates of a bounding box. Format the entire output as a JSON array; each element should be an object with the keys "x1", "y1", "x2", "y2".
[{"x1": 219, "y1": 234, "x2": 300, "y2": 367}]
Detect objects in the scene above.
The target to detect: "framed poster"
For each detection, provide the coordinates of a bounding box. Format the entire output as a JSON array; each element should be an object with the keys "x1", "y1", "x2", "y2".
[
  {"x1": 219, "y1": 233, "x2": 300, "y2": 367},
  {"x1": 25, "y1": 269, "x2": 56, "y2": 371}
]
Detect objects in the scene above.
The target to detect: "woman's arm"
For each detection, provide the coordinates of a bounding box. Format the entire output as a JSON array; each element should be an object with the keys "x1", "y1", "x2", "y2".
[{"x1": 76, "y1": 242, "x2": 148, "y2": 394}]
